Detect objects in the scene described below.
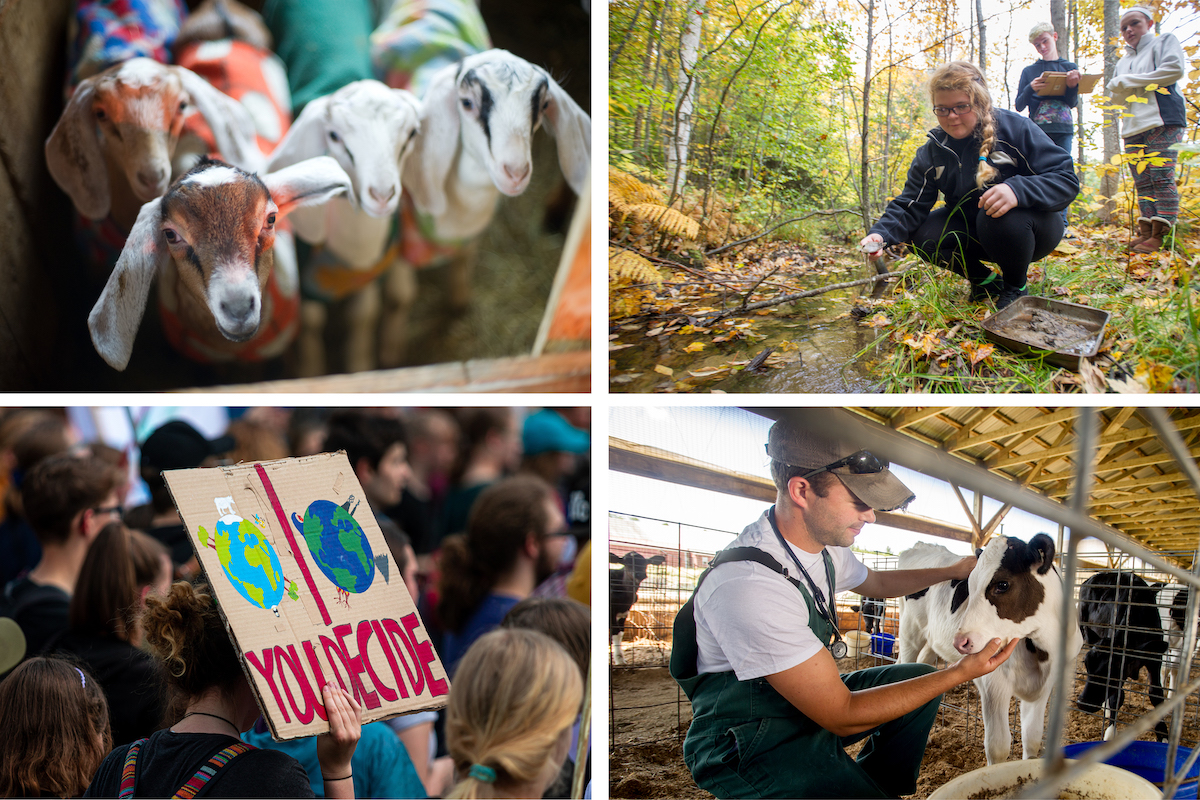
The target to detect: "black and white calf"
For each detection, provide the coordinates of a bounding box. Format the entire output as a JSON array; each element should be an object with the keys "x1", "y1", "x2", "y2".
[
  {"x1": 1157, "y1": 585, "x2": 1199, "y2": 695},
  {"x1": 898, "y1": 535, "x2": 1083, "y2": 765},
  {"x1": 1077, "y1": 572, "x2": 1170, "y2": 742},
  {"x1": 610, "y1": 551, "x2": 665, "y2": 666},
  {"x1": 855, "y1": 597, "x2": 885, "y2": 635}
]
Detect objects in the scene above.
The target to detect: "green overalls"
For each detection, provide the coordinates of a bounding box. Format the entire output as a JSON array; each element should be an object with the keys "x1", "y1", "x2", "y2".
[{"x1": 670, "y1": 545, "x2": 942, "y2": 799}]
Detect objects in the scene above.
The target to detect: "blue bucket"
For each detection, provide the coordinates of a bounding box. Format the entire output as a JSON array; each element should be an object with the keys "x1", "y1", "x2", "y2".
[
  {"x1": 870, "y1": 632, "x2": 895, "y2": 656},
  {"x1": 1063, "y1": 741, "x2": 1199, "y2": 798}
]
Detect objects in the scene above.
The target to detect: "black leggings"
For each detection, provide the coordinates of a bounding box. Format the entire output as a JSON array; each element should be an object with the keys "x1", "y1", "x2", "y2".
[{"x1": 911, "y1": 203, "x2": 1063, "y2": 288}]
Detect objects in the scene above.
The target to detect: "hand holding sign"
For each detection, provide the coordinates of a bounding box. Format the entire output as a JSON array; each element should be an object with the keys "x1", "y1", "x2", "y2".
[{"x1": 317, "y1": 682, "x2": 362, "y2": 798}]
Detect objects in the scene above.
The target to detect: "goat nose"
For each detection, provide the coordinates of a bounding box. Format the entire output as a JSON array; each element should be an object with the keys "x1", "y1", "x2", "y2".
[
  {"x1": 137, "y1": 166, "x2": 166, "y2": 189},
  {"x1": 221, "y1": 293, "x2": 258, "y2": 324},
  {"x1": 369, "y1": 186, "x2": 396, "y2": 204},
  {"x1": 502, "y1": 163, "x2": 531, "y2": 182}
]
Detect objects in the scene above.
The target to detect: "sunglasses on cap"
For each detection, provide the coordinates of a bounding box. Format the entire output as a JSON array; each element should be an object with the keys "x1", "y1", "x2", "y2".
[{"x1": 799, "y1": 449, "x2": 888, "y2": 479}]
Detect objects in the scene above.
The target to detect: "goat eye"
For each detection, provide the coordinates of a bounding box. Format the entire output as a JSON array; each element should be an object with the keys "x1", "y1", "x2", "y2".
[
  {"x1": 265, "y1": 212, "x2": 276, "y2": 228},
  {"x1": 94, "y1": 107, "x2": 107, "y2": 122},
  {"x1": 178, "y1": 100, "x2": 188, "y2": 113},
  {"x1": 329, "y1": 130, "x2": 340, "y2": 144},
  {"x1": 162, "y1": 229, "x2": 179, "y2": 244},
  {"x1": 460, "y1": 98, "x2": 474, "y2": 112}
]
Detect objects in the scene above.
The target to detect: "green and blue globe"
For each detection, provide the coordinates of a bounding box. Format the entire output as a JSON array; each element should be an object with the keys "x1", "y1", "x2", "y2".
[
  {"x1": 291, "y1": 500, "x2": 374, "y2": 593},
  {"x1": 214, "y1": 517, "x2": 285, "y2": 610}
]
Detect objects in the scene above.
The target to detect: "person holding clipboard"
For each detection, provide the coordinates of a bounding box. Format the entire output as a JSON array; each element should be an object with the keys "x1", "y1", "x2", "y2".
[{"x1": 1015, "y1": 23, "x2": 1080, "y2": 229}]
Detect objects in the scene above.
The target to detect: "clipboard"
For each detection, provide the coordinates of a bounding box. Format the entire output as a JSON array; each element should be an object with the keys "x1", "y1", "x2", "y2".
[{"x1": 1036, "y1": 71, "x2": 1102, "y2": 96}]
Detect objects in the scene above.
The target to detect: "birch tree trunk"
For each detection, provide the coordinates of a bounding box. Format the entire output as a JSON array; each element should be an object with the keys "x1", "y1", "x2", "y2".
[
  {"x1": 1100, "y1": 0, "x2": 1120, "y2": 222},
  {"x1": 976, "y1": 0, "x2": 986, "y2": 80},
  {"x1": 860, "y1": 0, "x2": 875, "y2": 231},
  {"x1": 1052, "y1": 0, "x2": 1067, "y2": 56},
  {"x1": 666, "y1": 0, "x2": 703, "y2": 200}
]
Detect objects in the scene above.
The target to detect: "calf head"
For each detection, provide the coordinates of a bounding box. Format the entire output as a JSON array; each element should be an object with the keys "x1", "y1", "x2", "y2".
[
  {"x1": 1078, "y1": 637, "x2": 1169, "y2": 713},
  {"x1": 611, "y1": 552, "x2": 666, "y2": 589},
  {"x1": 954, "y1": 533, "x2": 1058, "y2": 655}
]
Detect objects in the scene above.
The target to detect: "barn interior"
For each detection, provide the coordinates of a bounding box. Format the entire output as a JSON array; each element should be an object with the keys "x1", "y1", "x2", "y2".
[
  {"x1": 0, "y1": 0, "x2": 589, "y2": 391},
  {"x1": 610, "y1": 407, "x2": 1200, "y2": 799}
]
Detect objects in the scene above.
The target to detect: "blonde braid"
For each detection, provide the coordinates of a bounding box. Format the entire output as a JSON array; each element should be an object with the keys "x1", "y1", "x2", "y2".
[
  {"x1": 928, "y1": 61, "x2": 999, "y2": 189},
  {"x1": 975, "y1": 103, "x2": 999, "y2": 189}
]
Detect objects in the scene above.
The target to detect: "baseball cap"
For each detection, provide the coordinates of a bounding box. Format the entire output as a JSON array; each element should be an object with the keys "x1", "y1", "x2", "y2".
[
  {"x1": 766, "y1": 411, "x2": 915, "y2": 512},
  {"x1": 141, "y1": 420, "x2": 235, "y2": 472},
  {"x1": 523, "y1": 409, "x2": 590, "y2": 456}
]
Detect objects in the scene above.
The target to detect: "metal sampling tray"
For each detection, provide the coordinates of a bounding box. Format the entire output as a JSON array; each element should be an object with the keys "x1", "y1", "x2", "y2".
[{"x1": 981, "y1": 296, "x2": 1110, "y2": 370}]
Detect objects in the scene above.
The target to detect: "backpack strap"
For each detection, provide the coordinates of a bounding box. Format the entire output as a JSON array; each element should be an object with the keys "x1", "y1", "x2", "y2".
[
  {"x1": 701, "y1": 546, "x2": 805, "y2": 592},
  {"x1": 119, "y1": 738, "x2": 149, "y2": 799},
  {"x1": 173, "y1": 742, "x2": 257, "y2": 799}
]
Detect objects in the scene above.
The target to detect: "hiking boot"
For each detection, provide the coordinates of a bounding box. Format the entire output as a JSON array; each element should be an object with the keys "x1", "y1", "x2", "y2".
[
  {"x1": 967, "y1": 280, "x2": 1002, "y2": 302},
  {"x1": 1132, "y1": 219, "x2": 1170, "y2": 254},
  {"x1": 996, "y1": 284, "x2": 1028, "y2": 311},
  {"x1": 1127, "y1": 217, "x2": 1153, "y2": 251}
]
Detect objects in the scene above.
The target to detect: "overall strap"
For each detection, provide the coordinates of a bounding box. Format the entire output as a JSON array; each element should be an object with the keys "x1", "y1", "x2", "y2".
[
  {"x1": 119, "y1": 738, "x2": 150, "y2": 799},
  {"x1": 173, "y1": 742, "x2": 256, "y2": 799}
]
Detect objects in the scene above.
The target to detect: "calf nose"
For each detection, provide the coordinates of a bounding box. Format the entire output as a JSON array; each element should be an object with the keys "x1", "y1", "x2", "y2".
[{"x1": 953, "y1": 633, "x2": 977, "y2": 655}]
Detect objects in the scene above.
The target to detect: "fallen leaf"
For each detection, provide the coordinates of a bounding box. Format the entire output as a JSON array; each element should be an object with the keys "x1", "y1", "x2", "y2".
[
  {"x1": 647, "y1": 326, "x2": 665, "y2": 336},
  {"x1": 654, "y1": 364, "x2": 674, "y2": 377},
  {"x1": 688, "y1": 366, "x2": 728, "y2": 378},
  {"x1": 609, "y1": 343, "x2": 636, "y2": 352},
  {"x1": 684, "y1": 342, "x2": 706, "y2": 353}
]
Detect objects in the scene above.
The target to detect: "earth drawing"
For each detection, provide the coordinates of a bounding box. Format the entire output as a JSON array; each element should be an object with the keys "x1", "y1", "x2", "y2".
[
  {"x1": 290, "y1": 499, "x2": 375, "y2": 594},
  {"x1": 211, "y1": 513, "x2": 285, "y2": 611}
]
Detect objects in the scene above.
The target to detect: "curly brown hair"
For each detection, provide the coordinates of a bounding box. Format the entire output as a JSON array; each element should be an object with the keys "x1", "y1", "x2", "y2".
[
  {"x1": 929, "y1": 61, "x2": 999, "y2": 190},
  {"x1": 0, "y1": 656, "x2": 111, "y2": 798},
  {"x1": 141, "y1": 581, "x2": 244, "y2": 720}
]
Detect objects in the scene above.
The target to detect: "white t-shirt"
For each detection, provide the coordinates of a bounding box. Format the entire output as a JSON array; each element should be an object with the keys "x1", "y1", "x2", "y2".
[{"x1": 694, "y1": 509, "x2": 869, "y2": 681}]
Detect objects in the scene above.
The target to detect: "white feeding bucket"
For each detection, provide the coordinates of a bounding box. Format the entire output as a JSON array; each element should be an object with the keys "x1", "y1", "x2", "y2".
[
  {"x1": 844, "y1": 630, "x2": 871, "y2": 657},
  {"x1": 928, "y1": 758, "x2": 1162, "y2": 799}
]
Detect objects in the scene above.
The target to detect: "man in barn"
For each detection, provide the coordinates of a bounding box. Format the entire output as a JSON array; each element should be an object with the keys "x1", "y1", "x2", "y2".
[{"x1": 670, "y1": 409, "x2": 1020, "y2": 798}]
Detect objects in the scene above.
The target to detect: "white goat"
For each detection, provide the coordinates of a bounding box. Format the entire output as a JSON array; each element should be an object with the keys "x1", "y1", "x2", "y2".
[
  {"x1": 265, "y1": 80, "x2": 423, "y2": 376},
  {"x1": 45, "y1": 57, "x2": 262, "y2": 236},
  {"x1": 88, "y1": 157, "x2": 351, "y2": 370},
  {"x1": 899, "y1": 536, "x2": 1083, "y2": 766},
  {"x1": 383, "y1": 48, "x2": 591, "y2": 367}
]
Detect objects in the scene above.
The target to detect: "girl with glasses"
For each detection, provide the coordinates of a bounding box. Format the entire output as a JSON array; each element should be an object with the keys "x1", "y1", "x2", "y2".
[{"x1": 860, "y1": 61, "x2": 1079, "y2": 310}]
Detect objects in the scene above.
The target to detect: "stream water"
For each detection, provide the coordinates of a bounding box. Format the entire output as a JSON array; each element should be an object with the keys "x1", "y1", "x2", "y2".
[{"x1": 609, "y1": 263, "x2": 892, "y2": 393}]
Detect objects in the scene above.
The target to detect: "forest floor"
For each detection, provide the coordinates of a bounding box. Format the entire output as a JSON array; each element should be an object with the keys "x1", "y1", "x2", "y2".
[{"x1": 609, "y1": 215, "x2": 1200, "y2": 394}]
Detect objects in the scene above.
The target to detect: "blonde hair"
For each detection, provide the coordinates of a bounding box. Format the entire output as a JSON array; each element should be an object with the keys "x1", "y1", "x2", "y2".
[
  {"x1": 1029, "y1": 22, "x2": 1055, "y2": 42},
  {"x1": 930, "y1": 61, "x2": 999, "y2": 190},
  {"x1": 446, "y1": 629, "x2": 584, "y2": 799}
]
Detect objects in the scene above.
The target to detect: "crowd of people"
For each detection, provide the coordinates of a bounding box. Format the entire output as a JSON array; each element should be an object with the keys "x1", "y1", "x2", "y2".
[
  {"x1": 0, "y1": 406, "x2": 592, "y2": 799},
  {"x1": 861, "y1": 6, "x2": 1185, "y2": 309}
]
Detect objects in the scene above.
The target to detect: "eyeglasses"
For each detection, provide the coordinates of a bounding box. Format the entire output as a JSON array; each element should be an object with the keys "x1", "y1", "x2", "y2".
[
  {"x1": 92, "y1": 504, "x2": 124, "y2": 517},
  {"x1": 799, "y1": 450, "x2": 888, "y2": 479},
  {"x1": 932, "y1": 103, "x2": 973, "y2": 118}
]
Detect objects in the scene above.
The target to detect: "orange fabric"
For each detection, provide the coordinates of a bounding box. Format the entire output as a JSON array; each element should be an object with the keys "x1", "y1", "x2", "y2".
[{"x1": 546, "y1": 224, "x2": 590, "y2": 343}]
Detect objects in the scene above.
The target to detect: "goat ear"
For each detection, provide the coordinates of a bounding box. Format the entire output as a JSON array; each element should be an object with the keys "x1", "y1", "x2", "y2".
[
  {"x1": 45, "y1": 79, "x2": 111, "y2": 220},
  {"x1": 264, "y1": 156, "x2": 352, "y2": 217},
  {"x1": 174, "y1": 66, "x2": 264, "y2": 174},
  {"x1": 541, "y1": 72, "x2": 591, "y2": 196},
  {"x1": 88, "y1": 199, "x2": 167, "y2": 370},
  {"x1": 267, "y1": 96, "x2": 331, "y2": 173},
  {"x1": 403, "y1": 64, "x2": 460, "y2": 217}
]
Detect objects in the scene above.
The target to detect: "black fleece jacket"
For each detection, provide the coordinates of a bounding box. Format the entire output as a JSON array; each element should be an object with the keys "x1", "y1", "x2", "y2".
[{"x1": 870, "y1": 108, "x2": 1079, "y2": 246}]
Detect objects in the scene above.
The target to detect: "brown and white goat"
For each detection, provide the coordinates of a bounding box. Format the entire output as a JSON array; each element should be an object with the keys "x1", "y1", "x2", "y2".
[
  {"x1": 46, "y1": 57, "x2": 262, "y2": 235},
  {"x1": 88, "y1": 157, "x2": 351, "y2": 371}
]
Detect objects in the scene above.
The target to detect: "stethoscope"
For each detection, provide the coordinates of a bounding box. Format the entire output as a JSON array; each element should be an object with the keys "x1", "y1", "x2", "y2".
[{"x1": 768, "y1": 506, "x2": 849, "y2": 659}]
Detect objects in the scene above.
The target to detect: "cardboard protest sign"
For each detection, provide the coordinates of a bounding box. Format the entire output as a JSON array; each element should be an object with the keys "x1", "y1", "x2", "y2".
[{"x1": 164, "y1": 451, "x2": 449, "y2": 740}]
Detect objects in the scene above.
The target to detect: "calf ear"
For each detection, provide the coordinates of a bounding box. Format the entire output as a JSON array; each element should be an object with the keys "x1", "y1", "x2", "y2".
[
  {"x1": 263, "y1": 156, "x2": 352, "y2": 217},
  {"x1": 610, "y1": 553, "x2": 623, "y2": 564},
  {"x1": 649, "y1": 555, "x2": 666, "y2": 565},
  {"x1": 1030, "y1": 533, "x2": 1056, "y2": 575}
]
